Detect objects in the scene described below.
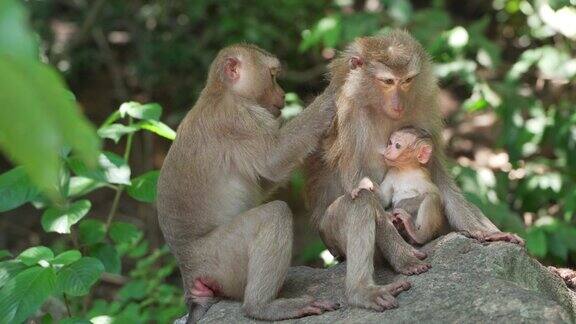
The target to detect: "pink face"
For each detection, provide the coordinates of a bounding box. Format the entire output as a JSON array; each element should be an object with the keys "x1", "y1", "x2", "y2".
[
  {"x1": 383, "y1": 132, "x2": 417, "y2": 166},
  {"x1": 382, "y1": 131, "x2": 432, "y2": 167}
]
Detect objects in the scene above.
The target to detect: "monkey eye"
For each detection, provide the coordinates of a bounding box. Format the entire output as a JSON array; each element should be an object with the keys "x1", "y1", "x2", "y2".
[
  {"x1": 382, "y1": 79, "x2": 394, "y2": 85},
  {"x1": 395, "y1": 143, "x2": 401, "y2": 149},
  {"x1": 403, "y1": 77, "x2": 413, "y2": 84}
]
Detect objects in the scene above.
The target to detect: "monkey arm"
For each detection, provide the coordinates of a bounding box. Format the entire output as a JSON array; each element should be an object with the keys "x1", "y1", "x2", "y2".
[
  {"x1": 429, "y1": 156, "x2": 499, "y2": 233},
  {"x1": 378, "y1": 176, "x2": 393, "y2": 208},
  {"x1": 263, "y1": 91, "x2": 336, "y2": 183}
]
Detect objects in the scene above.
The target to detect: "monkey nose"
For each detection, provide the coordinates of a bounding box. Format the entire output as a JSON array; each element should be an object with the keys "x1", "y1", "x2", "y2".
[{"x1": 392, "y1": 104, "x2": 404, "y2": 112}]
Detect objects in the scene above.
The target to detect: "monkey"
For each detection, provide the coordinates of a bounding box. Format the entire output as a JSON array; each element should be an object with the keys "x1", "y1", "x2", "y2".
[
  {"x1": 305, "y1": 30, "x2": 524, "y2": 311},
  {"x1": 351, "y1": 126, "x2": 449, "y2": 245},
  {"x1": 157, "y1": 43, "x2": 340, "y2": 322}
]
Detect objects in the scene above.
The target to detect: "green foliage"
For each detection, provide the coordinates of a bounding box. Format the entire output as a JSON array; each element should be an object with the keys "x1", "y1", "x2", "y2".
[
  {"x1": 0, "y1": 0, "x2": 99, "y2": 201},
  {"x1": 0, "y1": 96, "x2": 178, "y2": 321}
]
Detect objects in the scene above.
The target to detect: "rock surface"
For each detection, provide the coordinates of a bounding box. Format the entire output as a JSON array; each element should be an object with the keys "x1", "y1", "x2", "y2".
[{"x1": 194, "y1": 233, "x2": 576, "y2": 323}]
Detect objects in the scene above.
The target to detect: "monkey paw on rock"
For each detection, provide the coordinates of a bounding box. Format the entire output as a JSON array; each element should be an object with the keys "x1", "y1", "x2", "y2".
[
  {"x1": 462, "y1": 231, "x2": 525, "y2": 246},
  {"x1": 348, "y1": 281, "x2": 411, "y2": 312}
]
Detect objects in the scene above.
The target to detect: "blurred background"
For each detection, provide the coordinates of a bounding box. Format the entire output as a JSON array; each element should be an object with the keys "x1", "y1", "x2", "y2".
[{"x1": 0, "y1": 0, "x2": 575, "y2": 322}]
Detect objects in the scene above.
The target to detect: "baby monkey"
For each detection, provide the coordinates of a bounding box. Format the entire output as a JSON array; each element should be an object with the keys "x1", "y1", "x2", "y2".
[{"x1": 352, "y1": 126, "x2": 448, "y2": 245}]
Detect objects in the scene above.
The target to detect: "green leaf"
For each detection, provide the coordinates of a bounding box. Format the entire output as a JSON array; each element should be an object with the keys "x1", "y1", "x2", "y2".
[
  {"x1": 97, "y1": 123, "x2": 140, "y2": 143},
  {"x1": 78, "y1": 219, "x2": 106, "y2": 245},
  {"x1": 89, "y1": 244, "x2": 121, "y2": 274},
  {"x1": 0, "y1": 57, "x2": 100, "y2": 201},
  {"x1": 526, "y1": 228, "x2": 547, "y2": 257},
  {"x1": 17, "y1": 246, "x2": 54, "y2": 266},
  {"x1": 138, "y1": 120, "x2": 176, "y2": 140},
  {"x1": 0, "y1": 251, "x2": 11, "y2": 261},
  {"x1": 118, "y1": 280, "x2": 147, "y2": 301},
  {"x1": 52, "y1": 250, "x2": 81, "y2": 266},
  {"x1": 69, "y1": 152, "x2": 131, "y2": 185},
  {"x1": 0, "y1": 261, "x2": 26, "y2": 289},
  {"x1": 41, "y1": 200, "x2": 91, "y2": 234},
  {"x1": 119, "y1": 102, "x2": 162, "y2": 121},
  {"x1": 59, "y1": 317, "x2": 92, "y2": 324},
  {"x1": 127, "y1": 171, "x2": 159, "y2": 203},
  {"x1": 0, "y1": 167, "x2": 39, "y2": 212},
  {"x1": 57, "y1": 257, "x2": 104, "y2": 296},
  {"x1": 109, "y1": 222, "x2": 143, "y2": 246},
  {"x1": 0, "y1": 266, "x2": 56, "y2": 324},
  {"x1": 0, "y1": 0, "x2": 38, "y2": 59},
  {"x1": 69, "y1": 176, "x2": 105, "y2": 198}
]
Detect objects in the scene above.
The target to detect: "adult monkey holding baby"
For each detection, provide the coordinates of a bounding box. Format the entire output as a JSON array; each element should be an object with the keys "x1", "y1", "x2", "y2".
[
  {"x1": 157, "y1": 44, "x2": 340, "y2": 322},
  {"x1": 305, "y1": 30, "x2": 523, "y2": 311}
]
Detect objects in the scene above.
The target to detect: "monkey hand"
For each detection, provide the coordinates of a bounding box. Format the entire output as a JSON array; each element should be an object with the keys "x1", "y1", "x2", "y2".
[
  {"x1": 549, "y1": 266, "x2": 576, "y2": 290},
  {"x1": 351, "y1": 177, "x2": 375, "y2": 199},
  {"x1": 462, "y1": 231, "x2": 525, "y2": 246}
]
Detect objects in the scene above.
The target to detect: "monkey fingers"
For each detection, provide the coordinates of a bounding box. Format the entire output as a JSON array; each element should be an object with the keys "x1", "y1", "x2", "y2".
[
  {"x1": 295, "y1": 297, "x2": 341, "y2": 317},
  {"x1": 385, "y1": 280, "x2": 411, "y2": 296},
  {"x1": 549, "y1": 267, "x2": 576, "y2": 290},
  {"x1": 482, "y1": 232, "x2": 525, "y2": 246}
]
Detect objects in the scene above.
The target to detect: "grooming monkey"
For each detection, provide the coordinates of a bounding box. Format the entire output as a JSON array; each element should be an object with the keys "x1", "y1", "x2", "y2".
[
  {"x1": 352, "y1": 127, "x2": 449, "y2": 245},
  {"x1": 157, "y1": 44, "x2": 339, "y2": 322},
  {"x1": 306, "y1": 30, "x2": 523, "y2": 311}
]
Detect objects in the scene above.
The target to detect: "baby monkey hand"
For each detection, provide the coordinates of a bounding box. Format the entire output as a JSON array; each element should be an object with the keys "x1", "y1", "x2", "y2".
[{"x1": 351, "y1": 177, "x2": 375, "y2": 199}]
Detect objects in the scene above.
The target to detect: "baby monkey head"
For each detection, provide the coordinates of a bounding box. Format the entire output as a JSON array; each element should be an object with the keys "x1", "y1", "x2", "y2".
[{"x1": 383, "y1": 126, "x2": 433, "y2": 168}]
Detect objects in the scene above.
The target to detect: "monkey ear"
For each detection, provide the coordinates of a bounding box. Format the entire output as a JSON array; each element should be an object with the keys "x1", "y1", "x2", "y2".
[
  {"x1": 224, "y1": 57, "x2": 241, "y2": 82},
  {"x1": 349, "y1": 56, "x2": 363, "y2": 69},
  {"x1": 417, "y1": 144, "x2": 432, "y2": 164}
]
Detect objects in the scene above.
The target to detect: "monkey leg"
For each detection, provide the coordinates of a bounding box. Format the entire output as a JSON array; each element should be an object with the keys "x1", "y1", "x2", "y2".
[
  {"x1": 320, "y1": 191, "x2": 412, "y2": 311},
  {"x1": 394, "y1": 193, "x2": 446, "y2": 245},
  {"x1": 189, "y1": 200, "x2": 339, "y2": 321},
  {"x1": 373, "y1": 209, "x2": 431, "y2": 275}
]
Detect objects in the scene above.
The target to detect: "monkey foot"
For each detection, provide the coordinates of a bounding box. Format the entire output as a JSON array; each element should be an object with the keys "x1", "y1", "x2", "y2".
[
  {"x1": 393, "y1": 257, "x2": 431, "y2": 276},
  {"x1": 412, "y1": 249, "x2": 427, "y2": 260},
  {"x1": 190, "y1": 277, "x2": 221, "y2": 302},
  {"x1": 465, "y1": 231, "x2": 525, "y2": 246},
  {"x1": 297, "y1": 298, "x2": 341, "y2": 317},
  {"x1": 348, "y1": 283, "x2": 408, "y2": 312},
  {"x1": 549, "y1": 266, "x2": 576, "y2": 290}
]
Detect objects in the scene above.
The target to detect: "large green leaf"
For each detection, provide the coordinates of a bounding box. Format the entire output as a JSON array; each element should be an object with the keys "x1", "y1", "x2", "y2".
[
  {"x1": 0, "y1": 261, "x2": 26, "y2": 289},
  {"x1": 69, "y1": 152, "x2": 131, "y2": 185},
  {"x1": 0, "y1": 167, "x2": 39, "y2": 212},
  {"x1": 0, "y1": 0, "x2": 38, "y2": 59},
  {"x1": 127, "y1": 171, "x2": 159, "y2": 203},
  {"x1": 57, "y1": 257, "x2": 104, "y2": 296},
  {"x1": 0, "y1": 1, "x2": 99, "y2": 201},
  {"x1": 17, "y1": 246, "x2": 53, "y2": 266},
  {"x1": 89, "y1": 244, "x2": 121, "y2": 274},
  {"x1": 78, "y1": 219, "x2": 106, "y2": 245},
  {"x1": 97, "y1": 123, "x2": 140, "y2": 143},
  {"x1": 119, "y1": 102, "x2": 162, "y2": 121},
  {"x1": 0, "y1": 266, "x2": 56, "y2": 324},
  {"x1": 41, "y1": 200, "x2": 91, "y2": 234},
  {"x1": 109, "y1": 222, "x2": 143, "y2": 246},
  {"x1": 138, "y1": 120, "x2": 176, "y2": 140},
  {"x1": 52, "y1": 250, "x2": 82, "y2": 267}
]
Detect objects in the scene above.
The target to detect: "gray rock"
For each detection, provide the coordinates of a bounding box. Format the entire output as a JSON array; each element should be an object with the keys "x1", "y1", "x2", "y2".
[{"x1": 188, "y1": 233, "x2": 576, "y2": 323}]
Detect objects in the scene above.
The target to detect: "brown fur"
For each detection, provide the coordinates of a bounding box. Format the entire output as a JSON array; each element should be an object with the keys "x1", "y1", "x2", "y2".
[
  {"x1": 305, "y1": 30, "x2": 522, "y2": 311},
  {"x1": 157, "y1": 44, "x2": 339, "y2": 321}
]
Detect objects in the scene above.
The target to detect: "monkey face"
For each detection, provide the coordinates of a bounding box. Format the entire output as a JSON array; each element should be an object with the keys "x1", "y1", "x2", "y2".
[
  {"x1": 221, "y1": 46, "x2": 285, "y2": 118},
  {"x1": 383, "y1": 131, "x2": 418, "y2": 166},
  {"x1": 371, "y1": 62, "x2": 419, "y2": 120}
]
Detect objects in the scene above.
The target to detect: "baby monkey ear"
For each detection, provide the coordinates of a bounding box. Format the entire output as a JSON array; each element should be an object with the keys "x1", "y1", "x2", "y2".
[
  {"x1": 224, "y1": 57, "x2": 241, "y2": 82},
  {"x1": 417, "y1": 144, "x2": 433, "y2": 164}
]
